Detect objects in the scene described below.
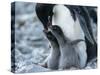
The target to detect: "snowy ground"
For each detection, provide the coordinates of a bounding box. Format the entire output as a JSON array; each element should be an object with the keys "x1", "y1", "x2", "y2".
[{"x1": 11, "y1": 2, "x2": 97, "y2": 73}]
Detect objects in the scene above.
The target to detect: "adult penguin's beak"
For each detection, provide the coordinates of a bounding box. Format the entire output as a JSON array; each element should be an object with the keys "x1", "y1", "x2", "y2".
[{"x1": 47, "y1": 16, "x2": 52, "y2": 27}]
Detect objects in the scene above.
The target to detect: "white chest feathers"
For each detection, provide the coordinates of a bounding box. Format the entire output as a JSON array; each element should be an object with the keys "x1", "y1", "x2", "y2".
[{"x1": 52, "y1": 5, "x2": 85, "y2": 41}]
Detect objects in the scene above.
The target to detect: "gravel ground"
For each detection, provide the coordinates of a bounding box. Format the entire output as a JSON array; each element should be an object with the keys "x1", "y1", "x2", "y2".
[{"x1": 11, "y1": 2, "x2": 97, "y2": 73}]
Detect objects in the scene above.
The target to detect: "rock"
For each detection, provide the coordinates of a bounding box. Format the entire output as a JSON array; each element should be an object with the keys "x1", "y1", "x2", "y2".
[{"x1": 15, "y1": 64, "x2": 50, "y2": 73}]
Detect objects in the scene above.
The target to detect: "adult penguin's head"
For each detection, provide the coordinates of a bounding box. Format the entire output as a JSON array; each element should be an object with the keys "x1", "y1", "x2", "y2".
[{"x1": 35, "y1": 3, "x2": 55, "y2": 30}]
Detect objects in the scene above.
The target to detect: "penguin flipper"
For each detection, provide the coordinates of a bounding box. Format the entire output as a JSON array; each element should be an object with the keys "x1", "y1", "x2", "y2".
[{"x1": 78, "y1": 15, "x2": 94, "y2": 45}]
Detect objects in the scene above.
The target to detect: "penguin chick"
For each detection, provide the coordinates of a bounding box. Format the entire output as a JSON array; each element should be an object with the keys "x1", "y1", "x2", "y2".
[
  {"x1": 43, "y1": 30, "x2": 60, "y2": 70},
  {"x1": 49, "y1": 25, "x2": 80, "y2": 69}
]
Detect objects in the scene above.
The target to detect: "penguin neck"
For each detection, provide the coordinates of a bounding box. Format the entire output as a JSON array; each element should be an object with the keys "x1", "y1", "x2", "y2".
[{"x1": 50, "y1": 40, "x2": 59, "y2": 50}]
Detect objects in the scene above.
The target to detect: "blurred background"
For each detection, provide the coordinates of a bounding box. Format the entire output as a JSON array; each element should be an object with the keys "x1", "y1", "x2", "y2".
[{"x1": 11, "y1": 2, "x2": 51, "y2": 73}]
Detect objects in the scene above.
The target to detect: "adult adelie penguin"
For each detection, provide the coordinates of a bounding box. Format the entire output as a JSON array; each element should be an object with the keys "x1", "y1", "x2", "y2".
[{"x1": 35, "y1": 3, "x2": 97, "y2": 67}]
